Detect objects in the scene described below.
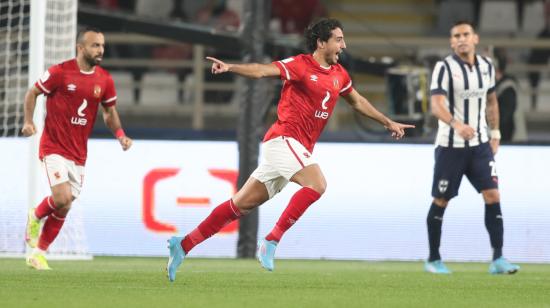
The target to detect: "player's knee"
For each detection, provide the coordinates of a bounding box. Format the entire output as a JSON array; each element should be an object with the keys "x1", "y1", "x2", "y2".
[
  {"x1": 55, "y1": 205, "x2": 71, "y2": 217},
  {"x1": 433, "y1": 198, "x2": 449, "y2": 207},
  {"x1": 52, "y1": 195, "x2": 72, "y2": 210},
  {"x1": 233, "y1": 195, "x2": 266, "y2": 215},
  {"x1": 314, "y1": 182, "x2": 327, "y2": 195},
  {"x1": 304, "y1": 181, "x2": 326, "y2": 196},
  {"x1": 482, "y1": 189, "x2": 500, "y2": 204}
]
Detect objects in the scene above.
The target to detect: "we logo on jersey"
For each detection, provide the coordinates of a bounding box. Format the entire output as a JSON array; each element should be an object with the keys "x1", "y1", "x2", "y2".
[
  {"x1": 71, "y1": 99, "x2": 88, "y2": 126},
  {"x1": 314, "y1": 91, "x2": 330, "y2": 119}
]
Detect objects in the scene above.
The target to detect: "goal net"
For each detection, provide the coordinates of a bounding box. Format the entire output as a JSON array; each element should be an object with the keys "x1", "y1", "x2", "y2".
[{"x1": 0, "y1": 0, "x2": 91, "y2": 259}]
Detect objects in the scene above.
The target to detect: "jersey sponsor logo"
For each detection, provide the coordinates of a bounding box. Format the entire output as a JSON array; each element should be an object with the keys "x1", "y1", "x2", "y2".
[
  {"x1": 459, "y1": 89, "x2": 486, "y2": 99},
  {"x1": 310, "y1": 74, "x2": 318, "y2": 82},
  {"x1": 314, "y1": 110, "x2": 329, "y2": 119},
  {"x1": 315, "y1": 91, "x2": 331, "y2": 119},
  {"x1": 71, "y1": 99, "x2": 88, "y2": 126},
  {"x1": 438, "y1": 179, "x2": 449, "y2": 193},
  {"x1": 93, "y1": 85, "x2": 102, "y2": 98},
  {"x1": 77, "y1": 99, "x2": 87, "y2": 117},
  {"x1": 67, "y1": 84, "x2": 76, "y2": 91},
  {"x1": 40, "y1": 70, "x2": 51, "y2": 83},
  {"x1": 321, "y1": 91, "x2": 330, "y2": 110}
]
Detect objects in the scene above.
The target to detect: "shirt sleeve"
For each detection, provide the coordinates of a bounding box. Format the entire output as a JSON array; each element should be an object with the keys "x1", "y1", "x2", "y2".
[
  {"x1": 339, "y1": 68, "x2": 354, "y2": 96},
  {"x1": 34, "y1": 65, "x2": 63, "y2": 95},
  {"x1": 429, "y1": 61, "x2": 448, "y2": 96},
  {"x1": 272, "y1": 56, "x2": 305, "y2": 81},
  {"x1": 101, "y1": 73, "x2": 117, "y2": 107}
]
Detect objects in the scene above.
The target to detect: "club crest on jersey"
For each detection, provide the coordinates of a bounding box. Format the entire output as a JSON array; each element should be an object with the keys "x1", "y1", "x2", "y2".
[
  {"x1": 333, "y1": 78, "x2": 339, "y2": 89},
  {"x1": 438, "y1": 179, "x2": 449, "y2": 193},
  {"x1": 93, "y1": 85, "x2": 101, "y2": 98}
]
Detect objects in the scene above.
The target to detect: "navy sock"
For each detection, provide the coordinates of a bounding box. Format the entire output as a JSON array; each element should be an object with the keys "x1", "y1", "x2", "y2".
[
  {"x1": 427, "y1": 202, "x2": 446, "y2": 262},
  {"x1": 485, "y1": 202, "x2": 503, "y2": 260}
]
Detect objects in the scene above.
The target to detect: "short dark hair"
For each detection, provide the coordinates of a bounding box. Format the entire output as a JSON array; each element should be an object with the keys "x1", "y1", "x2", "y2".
[
  {"x1": 304, "y1": 18, "x2": 343, "y2": 53},
  {"x1": 451, "y1": 20, "x2": 476, "y2": 34},
  {"x1": 77, "y1": 26, "x2": 102, "y2": 43}
]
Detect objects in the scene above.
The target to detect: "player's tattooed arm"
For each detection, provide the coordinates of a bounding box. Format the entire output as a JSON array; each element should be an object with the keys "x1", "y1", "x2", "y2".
[
  {"x1": 486, "y1": 91, "x2": 500, "y2": 154},
  {"x1": 486, "y1": 92, "x2": 500, "y2": 132}
]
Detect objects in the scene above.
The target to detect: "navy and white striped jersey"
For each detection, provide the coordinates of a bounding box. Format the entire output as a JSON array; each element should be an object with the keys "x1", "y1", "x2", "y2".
[{"x1": 430, "y1": 54, "x2": 496, "y2": 147}]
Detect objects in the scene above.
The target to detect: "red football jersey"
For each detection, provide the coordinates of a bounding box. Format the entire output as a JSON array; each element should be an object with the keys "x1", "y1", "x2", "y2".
[
  {"x1": 35, "y1": 59, "x2": 117, "y2": 165},
  {"x1": 264, "y1": 54, "x2": 353, "y2": 152}
]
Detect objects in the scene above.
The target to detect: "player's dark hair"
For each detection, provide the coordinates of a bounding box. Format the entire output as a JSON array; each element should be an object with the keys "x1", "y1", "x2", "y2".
[
  {"x1": 451, "y1": 20, "x2": 476, "y2": 34},
  {"x1": 77, "y1": 26, "x2": 102, "y2": 43},
  {"x1": 304, "y1": 18, "x2": 343, "y2": 53}
]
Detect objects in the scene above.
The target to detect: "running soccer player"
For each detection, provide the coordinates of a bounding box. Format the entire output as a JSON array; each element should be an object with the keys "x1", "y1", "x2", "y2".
[
  {"x1": 166, "y1": 18, "x2": 415, "y2": 282},
  {"x1": 22, "y1": 27, "x2": 132, "y2": 270}
]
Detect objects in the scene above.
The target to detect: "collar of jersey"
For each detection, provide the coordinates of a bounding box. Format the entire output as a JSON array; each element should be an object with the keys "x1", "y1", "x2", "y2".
[{"x1": 452, "y1": 53, "x2": 479, "y2": 68}]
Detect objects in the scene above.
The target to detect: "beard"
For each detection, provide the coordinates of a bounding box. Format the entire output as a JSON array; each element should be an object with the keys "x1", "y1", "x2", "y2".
[{"x1": 83, "y1": 52, "x2": 101, "y2": 67}]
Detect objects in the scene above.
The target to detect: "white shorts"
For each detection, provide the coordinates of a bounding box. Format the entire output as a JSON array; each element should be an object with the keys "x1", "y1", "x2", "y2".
[
  {"x1": 251, "y1": 136, "x2": 316, "y2": 199},
  {"x1": 43, "y1": 154, "x2": 85, "y2": 198}
]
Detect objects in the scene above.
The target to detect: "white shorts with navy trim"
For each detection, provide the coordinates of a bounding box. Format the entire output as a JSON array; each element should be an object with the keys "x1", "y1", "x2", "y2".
[{"x1": 251, "y1": 136, "x2": 315, "y2": 199}]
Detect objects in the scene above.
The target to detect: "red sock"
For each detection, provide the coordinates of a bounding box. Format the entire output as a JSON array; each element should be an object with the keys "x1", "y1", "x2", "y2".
[
  {"x1": 182, "y1": 199, "x2": 242, "y2": 254},
  {"x1": 266, "y1": 187, "x2": 321, "y2": 243},
  {"x1": 34, "y1": 196, "x2": 56, "y2": 219},
  {"x1": 37, "y1": 211, "x2": 66, "y2": 250}
]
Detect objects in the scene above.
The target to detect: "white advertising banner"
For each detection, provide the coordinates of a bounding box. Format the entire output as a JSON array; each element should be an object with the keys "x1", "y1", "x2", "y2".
[{"x1": 1, "y1": 138, "x2": 549, "y2": 262}]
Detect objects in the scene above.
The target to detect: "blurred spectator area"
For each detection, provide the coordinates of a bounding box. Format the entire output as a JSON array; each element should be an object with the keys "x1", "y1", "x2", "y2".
[{"x1": 79, "y1": 0, "x2": 550, "y2": 142}]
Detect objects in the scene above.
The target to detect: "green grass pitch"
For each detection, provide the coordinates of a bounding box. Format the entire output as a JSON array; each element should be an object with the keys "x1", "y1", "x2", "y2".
[{"x1": 1, "y1": 257, "x2": 549, "y2": 307}]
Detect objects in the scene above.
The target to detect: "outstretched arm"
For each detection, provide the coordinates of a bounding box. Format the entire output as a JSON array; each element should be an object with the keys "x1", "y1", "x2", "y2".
[
  {"x1": 343, "y1": 89, "x2": 415, "y2": 139},
  {"x1": 206, "y1": 56, "x2": 280, "y2": 79},
  {"x1": 21, "y1": 86, "x2": 42, "y2": 136},
  {"x1": 102, "y1": 105, "x2": 132, "y2": 151}
]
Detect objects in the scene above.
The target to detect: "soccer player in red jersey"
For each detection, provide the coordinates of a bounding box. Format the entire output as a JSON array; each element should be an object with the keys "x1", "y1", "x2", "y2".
[
  {"x1": 166, "y1": 18, "x2": 414, "y2": 281},
  {"x1": 21, "y1": 27, "x2": 133, "y2": 270}
]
